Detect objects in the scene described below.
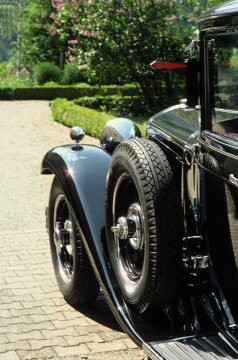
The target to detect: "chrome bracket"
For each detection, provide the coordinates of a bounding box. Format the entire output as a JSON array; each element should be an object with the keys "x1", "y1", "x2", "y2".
[
  {"x1": 184, "y1": 143, "x2": 201, "y2": 166},
  {"x1": 183, "y1": 236, "x2": 209, "y2": 271}
]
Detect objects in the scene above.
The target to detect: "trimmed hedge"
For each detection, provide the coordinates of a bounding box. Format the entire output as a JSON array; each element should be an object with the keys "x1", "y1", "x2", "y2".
[
  {"x1": 51, "y1": 98, "x2": 113, "y2": 138},
  {"x1": 74, "y1": 95, "x2": 152, "y2": 117},
  {"x1": 51, "y1": 98, "x2": 146, "y2": 138},
  {"x1": 0, "y1": 84, "x2": 139, "y2": 100}
]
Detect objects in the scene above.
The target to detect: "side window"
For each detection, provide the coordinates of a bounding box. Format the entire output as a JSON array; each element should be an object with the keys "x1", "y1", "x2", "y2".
[{"x1": 208, "y1": 32, "x2": 238, "y2": 141}]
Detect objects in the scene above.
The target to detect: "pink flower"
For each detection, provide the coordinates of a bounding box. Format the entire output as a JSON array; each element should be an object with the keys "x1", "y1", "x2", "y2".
[
  {"x1": 68, "y1": 55, "x2": 75, "y2": 62},
  {"x1": 83, "y1": 30, "x2": 91, "y2": 37},
  {"x1": 164, "y1": 15, "x2": 177, "y2": 23},
  {"x1": 52, "y1": 0, "x2": 66, "y2": 12},
  {"x1": 68, "y1": 39, "x2": 79, "y2": 45},
  {"x1": 80, "y1": 64, "x2": 88, "y2": 70},
  {"x1": 20, "y1": 67, "x2": 29, "y2": 75},
  {"x1": 70, "y1": 14, "x2": 77, "y2": 21},
  {"x1": 116, "y1": 8, "x2": 125, "y2": 14},
  {"x1": 72, "y1": 0, "x2": 78, "y2": 8},
  {"x1": 50, "y1": 12, "x2": 56, "y2": 19}
]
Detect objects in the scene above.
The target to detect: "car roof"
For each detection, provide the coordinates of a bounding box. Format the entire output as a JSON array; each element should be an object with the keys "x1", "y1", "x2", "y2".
[{"x1": 198, "y1": 0, "x2": 238, "y2": 22}]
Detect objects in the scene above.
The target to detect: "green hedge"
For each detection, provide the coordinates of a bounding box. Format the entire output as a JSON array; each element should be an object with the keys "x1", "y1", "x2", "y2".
[
  {"x1": 51, "y1": 98, "x2": 113, "y2": 138},
  {"x1": 51, "y1": 98, "x2": 146, "y2": 138},
  {"x1": 74, "y1": 95, "x2": 152, "y2": 117},
  {"x1": 0, "y1": 84, "x2": 139, "y2": 100}
]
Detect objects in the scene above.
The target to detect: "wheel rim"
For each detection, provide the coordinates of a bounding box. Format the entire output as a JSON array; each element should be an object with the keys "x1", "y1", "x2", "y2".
[
  {"x1": 53, "y1": 194, "x2": 75, "y2": 282},
  {"x1": 111, "y1": 173, "x2": 146, "y2": 294}
]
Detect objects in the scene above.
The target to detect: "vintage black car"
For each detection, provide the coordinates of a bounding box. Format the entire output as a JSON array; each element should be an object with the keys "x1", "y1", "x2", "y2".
[{"x1": 42, "y1": 1, "x2": 238, "y2": 359}]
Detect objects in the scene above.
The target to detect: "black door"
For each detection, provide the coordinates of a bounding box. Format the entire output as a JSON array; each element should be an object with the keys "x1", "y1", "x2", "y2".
[{"x1": 200, "y1": 30, "x2": 238, "y2": 323}]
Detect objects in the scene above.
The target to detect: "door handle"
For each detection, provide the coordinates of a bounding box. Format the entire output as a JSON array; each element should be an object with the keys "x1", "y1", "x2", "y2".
[{"x1": 229, "y1": 174, "x2": 238, "y2": 187}]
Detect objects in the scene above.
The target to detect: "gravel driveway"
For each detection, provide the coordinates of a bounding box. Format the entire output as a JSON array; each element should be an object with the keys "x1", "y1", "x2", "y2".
[{"x1": 0, "y1": 101, "x2": 146, "y2": 360}]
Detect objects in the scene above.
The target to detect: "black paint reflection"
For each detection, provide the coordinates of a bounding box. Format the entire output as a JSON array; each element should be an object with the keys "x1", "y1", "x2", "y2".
[{"x1": 203, "y1": 153, "x2": 238, "y2": 321}]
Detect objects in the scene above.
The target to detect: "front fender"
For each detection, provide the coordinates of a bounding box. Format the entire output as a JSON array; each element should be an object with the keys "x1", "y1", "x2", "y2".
[
  {"x1": 41, "y1": 144, "x2": 151, "y2": 346},
  {"x1": 42, "y1": 144, "x2": 110, "y2": 245}
]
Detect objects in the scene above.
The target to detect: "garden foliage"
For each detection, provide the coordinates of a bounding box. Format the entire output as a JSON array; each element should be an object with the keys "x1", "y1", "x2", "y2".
[
  {"x1": 51, "y1": 98, "x2": 146, "y2": 138},
  {"x1": 33, "y1": 62, "x2": 62, "y2": 85}
]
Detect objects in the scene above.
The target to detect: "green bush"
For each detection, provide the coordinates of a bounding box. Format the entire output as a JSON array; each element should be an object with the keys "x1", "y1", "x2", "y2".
[
  {"x1": 74, "y1": 95, "x2": 152, "y2": 117},
  {"x1": 51, "y1": 98, "x2": 147, "y2": 138},
  {"x1": 62, "y1": 62, "x2": 87, "y2": 85},
  {"x1": 33, "y1": 62, "x2": 62, "y2": 85},
  {"x1": 0, "y1": 62, "x2": 7, "y2": 80},
  {"x1": 50, "y1": 98, "x2": 113, "y2": 138},
  {"x1": 0, "y1": 84, "x2": 139, "y2": 100}
]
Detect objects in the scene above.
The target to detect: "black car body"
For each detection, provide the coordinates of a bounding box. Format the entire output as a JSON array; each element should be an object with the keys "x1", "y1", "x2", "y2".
[{"x1": 42, "y1": 1, "x2": 238, "y2": 359}]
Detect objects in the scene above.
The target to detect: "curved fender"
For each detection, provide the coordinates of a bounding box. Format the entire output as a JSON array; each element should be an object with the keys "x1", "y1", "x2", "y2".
[
  {"x1": 100, "y1": 118, "x2": 142, "y2": 154},
  {"x1": 41, "y1": 144, "x2": 154, "y2": 347}
]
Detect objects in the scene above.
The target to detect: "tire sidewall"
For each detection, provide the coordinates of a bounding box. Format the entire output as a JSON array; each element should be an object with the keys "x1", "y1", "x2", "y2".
[
  {"x1": 48, "y1": 181, "x2": 78, "y2": 298},
  {"x1": 106, "y1": 151, "x2": 151, "y2": 304}
]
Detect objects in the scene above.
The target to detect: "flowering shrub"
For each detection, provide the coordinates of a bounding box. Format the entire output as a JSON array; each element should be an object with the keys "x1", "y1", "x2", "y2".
[{"x1": 48, "y1": 0, "x2": 205, "y2": 106}]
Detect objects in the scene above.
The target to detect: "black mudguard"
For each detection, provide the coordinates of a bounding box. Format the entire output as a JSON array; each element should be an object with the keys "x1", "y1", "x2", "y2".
[
  {"x1": 41, "y1": 144, "x2": 152, "y2": 347},
  {"x1": 41, "y1": 143, "x2": 238, "y2": 360}
]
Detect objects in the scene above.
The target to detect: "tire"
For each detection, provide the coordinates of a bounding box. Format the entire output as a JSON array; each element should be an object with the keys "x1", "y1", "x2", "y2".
[
  {"x1": 105, "y1": 139, "x2": 181, "y2": 314},
  {"x1": 48, "y1": 177, "x2": 100, "y2": 308}
]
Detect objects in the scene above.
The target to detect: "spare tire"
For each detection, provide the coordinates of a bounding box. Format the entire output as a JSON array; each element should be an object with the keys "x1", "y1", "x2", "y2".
[{"x1": 105, "y1": 139, "x2": 182, "y2": 314}]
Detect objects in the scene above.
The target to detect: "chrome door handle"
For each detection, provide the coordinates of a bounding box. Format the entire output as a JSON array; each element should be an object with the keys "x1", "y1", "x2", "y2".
[{"x1": 229, "y1": 174, "x2": 238, "y2": 187}]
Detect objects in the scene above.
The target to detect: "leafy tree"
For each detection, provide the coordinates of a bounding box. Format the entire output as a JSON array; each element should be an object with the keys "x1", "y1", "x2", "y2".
[
  {"x1": 0, "y1": 1, "x2": 18, "y2": 62},
  {"x1": 48, "y1": 0, "x2": 224, "y2": 107},
  {"x1": 21, "y1": 0, "x2": 63, "y2": 70}
]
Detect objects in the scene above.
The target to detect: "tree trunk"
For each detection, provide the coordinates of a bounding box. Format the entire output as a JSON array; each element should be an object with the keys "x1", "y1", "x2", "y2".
[{"x1": 17, "y1": 0, "x2": 24, "y2": 77}]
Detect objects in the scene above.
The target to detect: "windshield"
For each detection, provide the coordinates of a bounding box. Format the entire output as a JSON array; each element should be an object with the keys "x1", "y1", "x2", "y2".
[{"x1": 209, "y1": 32, "x2": 238, "y2": 140}]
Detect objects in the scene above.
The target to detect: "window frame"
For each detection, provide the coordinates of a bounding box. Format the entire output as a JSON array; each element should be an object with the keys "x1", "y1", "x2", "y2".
[{"x1": 204, "y1": 28, "x2": 238, "y2": 140}]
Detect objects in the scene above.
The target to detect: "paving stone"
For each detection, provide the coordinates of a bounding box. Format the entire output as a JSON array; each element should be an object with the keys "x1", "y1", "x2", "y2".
[
  {"x1": 0, "y1": 294, "x2": 34, "y2": 304},
  {"x1": 100, "y1": 331, "x2": 128, "y2": 342},
  {"x1": 6, "y1": 330, "x2": 44, "y2": 343},
  {"x1": 31, "y1": 291, "x2": 61, "y2": 301},
  {"x1": 29, "y1": 337, "x2": 67, "y2": 350},
  {"x1": 0, "y1": 316, "x2": 32, "y2": 326},
  {"x1": 0, "y1": 302, "x2": 23, "y2": 311},
  {"x1": 0, "y1": 325, "x2": 21, "y2": 334},
  {"x1": 18, "y1": 321, "x2": 55, "y2": 333},
  {"x1": 42, "y1": 304, "x2": 70, "y2": 315},
  {"x1": 0, "y1": 341, "x2": 30, "y2": 352},
  {"x1": 12, "y1": 287, "x2": 42, "y2": 296},
  {"x1": 17, "y1": 347, "x2": 57, "y2": 360},
  {"x1": 64, "y1": 333, "x2": 104, "y2": 346},
  {"x1": 21, "y1": 299, "x2": 55, "y2": 309},
  {"x1": 54, "y1": 344, "x2": 89, "y2": 357},
  {"x1": 0, "y1": 102, "x2": 144, "y2": 360},
  {"x1": 61, "y1": 310, "x2": 85, "y2": 320},
  {"x1": 0, "y1": 334, "x2": 8, "y2": 344},
  {"x1": 30, "y1": 312, "x2": 66, "y2": 324},
  {"x1": 0, "y1": 309, "x2": 11, "y2": 318},
  {"x1": 52, "y1": 297, "x2": 67, "y2": 306},
  {"x1": 42, "y1": 327, "x2": 79, "y2": 339},
  {"x1": 0, "y1": 351, "x2": 20, "y2": 360},
  {"x1": 88, "y1": 340, "x2": 127, "y2": 353},
  {"x1": 9, "y1": 307, "x2": 45, "y2": 317},
  {"x1": 52, "y1": 318, "x2": 90, "y2": 329},
  {"x1": 123, "y1": 338, "x2": 138, "y2": 349}
]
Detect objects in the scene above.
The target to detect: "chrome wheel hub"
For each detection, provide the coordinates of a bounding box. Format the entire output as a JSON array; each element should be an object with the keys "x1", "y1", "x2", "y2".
[
  {"x1": 54, "y1": 219, "x2": 74, "y2": 256},
  {"x1": 111, "y1": 203, "x2": 144, "y2": 250}
]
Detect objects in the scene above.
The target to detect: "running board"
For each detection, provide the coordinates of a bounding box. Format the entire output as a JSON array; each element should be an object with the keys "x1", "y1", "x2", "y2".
[{"x1": 143, "y1": 333, "x2": 238, "y2": 360}]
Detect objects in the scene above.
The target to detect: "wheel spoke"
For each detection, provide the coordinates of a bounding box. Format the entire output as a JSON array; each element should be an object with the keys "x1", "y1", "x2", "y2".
[{"x1": 54, "y1": 196, "x2": 74, "y2": 280}]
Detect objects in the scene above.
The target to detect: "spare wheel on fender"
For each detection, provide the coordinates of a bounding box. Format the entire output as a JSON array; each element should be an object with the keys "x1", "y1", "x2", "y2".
[{"x1": 105, "y1": 138, "x2": 182, "y2": 315}]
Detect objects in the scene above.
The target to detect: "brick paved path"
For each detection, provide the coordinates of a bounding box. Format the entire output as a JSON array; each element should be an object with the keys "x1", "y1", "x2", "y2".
[{"x1": 0, "y1": 101, "x2": 146, "y2": 360}]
